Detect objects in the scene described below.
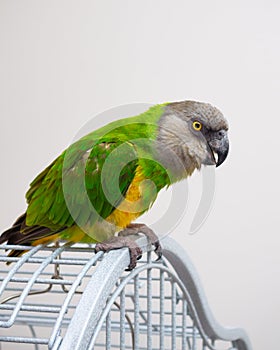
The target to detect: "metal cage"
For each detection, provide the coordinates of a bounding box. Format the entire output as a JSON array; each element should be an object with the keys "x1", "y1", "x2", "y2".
[{"x1": 0, "y1": 236, "x2": 252, "y2": 350}]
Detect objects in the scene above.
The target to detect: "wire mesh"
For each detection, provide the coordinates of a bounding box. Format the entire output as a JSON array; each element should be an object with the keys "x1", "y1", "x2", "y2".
[
  {"x1": 91, "y1": 253, "x2": 234, "y2": 350},
  {"x1": 0, "y1": 240, "x2": 251, "y2": 350},
  {"x1": 0, "y1": 243, "x2": 102, "y2": 349}
]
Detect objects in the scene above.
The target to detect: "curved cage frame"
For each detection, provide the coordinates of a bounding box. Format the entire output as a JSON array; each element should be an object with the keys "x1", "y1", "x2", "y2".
[{"x1": 0, "y1": 236, "x2": 252, "y2": 350}]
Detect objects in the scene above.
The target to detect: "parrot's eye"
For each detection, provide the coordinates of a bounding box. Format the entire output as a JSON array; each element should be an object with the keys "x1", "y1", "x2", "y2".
[{"x1": 192, "y1": 121, "x2": 202, "y2": 131}]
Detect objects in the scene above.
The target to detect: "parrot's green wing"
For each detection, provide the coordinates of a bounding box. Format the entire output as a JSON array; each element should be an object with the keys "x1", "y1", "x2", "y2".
[{"x1": 23, "y1": 139, "x2": 138, "y2": 238}]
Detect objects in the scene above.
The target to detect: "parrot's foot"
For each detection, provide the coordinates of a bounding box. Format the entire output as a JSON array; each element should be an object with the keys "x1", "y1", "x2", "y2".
[
  {"x1": 95, "y1": 236, "x2": 143, "y2": 270},
  {"x1": 118, "y1": 223, "x2": 162, "y2": 260}
]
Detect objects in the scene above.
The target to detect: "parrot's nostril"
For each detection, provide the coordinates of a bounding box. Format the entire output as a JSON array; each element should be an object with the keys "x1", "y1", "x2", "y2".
[{"x1": 217, "y1": 130, "x2": 227, "y2": 139}]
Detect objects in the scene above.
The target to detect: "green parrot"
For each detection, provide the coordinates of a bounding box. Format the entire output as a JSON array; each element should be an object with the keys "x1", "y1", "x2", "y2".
[{"x1": 0, "y1": 101, "x2": 229, "y2": 269}]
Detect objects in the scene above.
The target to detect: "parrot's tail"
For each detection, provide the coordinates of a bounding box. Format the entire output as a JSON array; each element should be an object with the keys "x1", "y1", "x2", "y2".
[
  {"x1": 0, "y1": 213, "x2": 27, "y2": 246},
  {"x1": 0, "y1": 213, "x2": 61, "y2": 260}
]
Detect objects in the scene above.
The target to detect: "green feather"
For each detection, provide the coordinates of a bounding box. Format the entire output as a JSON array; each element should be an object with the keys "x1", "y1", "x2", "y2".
[{"x1": 24, "y1": 103, "x2": 169, "y2": 242}]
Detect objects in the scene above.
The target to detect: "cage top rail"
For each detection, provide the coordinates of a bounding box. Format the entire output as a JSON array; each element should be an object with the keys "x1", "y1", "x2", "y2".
[{"x1": 59, "y1": 235, "x2": 252, "y2": 350}]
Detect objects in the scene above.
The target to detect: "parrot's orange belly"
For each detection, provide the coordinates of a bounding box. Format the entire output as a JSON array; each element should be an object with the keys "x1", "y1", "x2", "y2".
[{"x1": 106, "y1": 166, "x2": 146, "y2": 229}]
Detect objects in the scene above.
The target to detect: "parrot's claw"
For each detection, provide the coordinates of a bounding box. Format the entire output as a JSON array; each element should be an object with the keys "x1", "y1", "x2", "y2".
[
  {"x1": 118, "y1": 223, "x2": 162, "y2": 260},
  {"x1": 153, "y1": 240, "x2": 162, "y2": 261},
  {"x1": 95, "y1": 236, "x2": 143, "y2": 270}
]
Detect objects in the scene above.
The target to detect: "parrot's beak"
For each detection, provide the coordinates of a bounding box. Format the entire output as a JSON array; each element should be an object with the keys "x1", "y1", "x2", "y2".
[{"x1": 207, "y1": 130, "x2": 229, "y2": 167}]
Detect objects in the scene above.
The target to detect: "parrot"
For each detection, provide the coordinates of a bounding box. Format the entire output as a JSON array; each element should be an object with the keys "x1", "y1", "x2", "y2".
[{"x1": 0, "y1": 101, "x2": 229, "y2": 269}]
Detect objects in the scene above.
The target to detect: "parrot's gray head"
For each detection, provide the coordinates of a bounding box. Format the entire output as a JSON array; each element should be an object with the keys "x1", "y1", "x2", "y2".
[{"x1": 156, "y1": 100, "x2": 229, "y2": 178}]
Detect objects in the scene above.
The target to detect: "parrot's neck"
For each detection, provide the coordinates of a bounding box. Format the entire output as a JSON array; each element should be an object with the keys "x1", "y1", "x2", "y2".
[
  {"x1": 154, "y1": 145, "x2": 197, "y2": 183},
  {"x1": 153, "y1": 136, "x2": 198, "y2": 183}
]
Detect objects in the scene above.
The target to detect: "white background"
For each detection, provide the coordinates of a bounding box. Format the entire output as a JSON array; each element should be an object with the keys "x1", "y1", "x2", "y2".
[{"x1": 1, "y1": 1, "x2": 279, "y2": 349}]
